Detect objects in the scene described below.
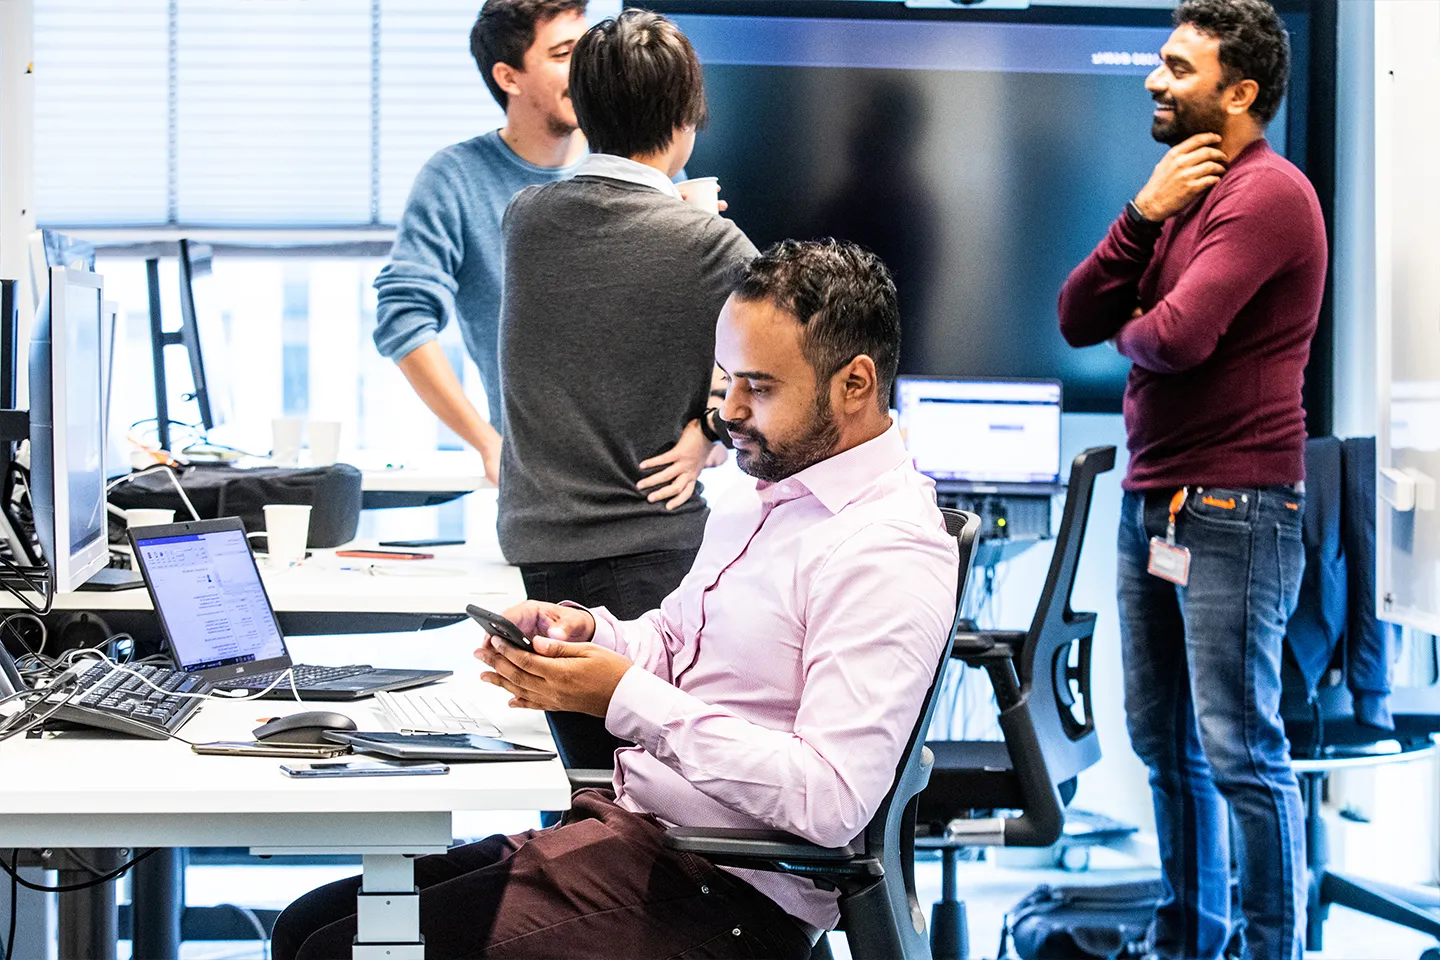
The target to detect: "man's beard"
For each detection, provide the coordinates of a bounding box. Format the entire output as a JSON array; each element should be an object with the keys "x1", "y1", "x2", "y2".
[
  {"x1": 730, "y1": 393, "x2": 842, "y2": 483},
  {"x1": 1151, "y1": 92, "x2": 1227, "y2": 146}
]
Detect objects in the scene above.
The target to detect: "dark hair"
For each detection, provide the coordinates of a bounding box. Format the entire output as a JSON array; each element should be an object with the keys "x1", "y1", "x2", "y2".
[
  {"x1": 731, "y1": 240, "x2": 901, "y2": 413},
  {"x1": 470, "y1": 0, "x2": 587, "y2": 110},
  {"x1": 1174, "y1": 0, "x2": 1290, "y2": 124},
  {"x1": 569, "y1": 10, "x2": 707, "y2": 157}
]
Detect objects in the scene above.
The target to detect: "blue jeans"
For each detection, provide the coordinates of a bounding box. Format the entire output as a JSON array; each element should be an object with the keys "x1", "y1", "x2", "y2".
[{"x1": 1117, "y1": 486, "x2": 1307, "y2": 960}]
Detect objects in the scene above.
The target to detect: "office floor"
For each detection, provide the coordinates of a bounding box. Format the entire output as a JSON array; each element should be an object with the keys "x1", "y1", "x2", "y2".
[{"x1": 115, "y1": 843, "x2": 1438, "y2": 960}]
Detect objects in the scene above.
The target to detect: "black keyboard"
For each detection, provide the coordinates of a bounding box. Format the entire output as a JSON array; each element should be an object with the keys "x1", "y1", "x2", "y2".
[
  {"x1": 212, "y1": 664, "x2": 374, "y2": 691},
  {"x1": 49, "y1": 662, "x2": 209, "y2": 740}
]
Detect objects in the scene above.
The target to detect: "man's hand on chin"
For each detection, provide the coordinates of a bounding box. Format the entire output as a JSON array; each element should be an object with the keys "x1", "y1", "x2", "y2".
[{"x1": 477, "y1": 633, "x2": 634, "y2": 717}]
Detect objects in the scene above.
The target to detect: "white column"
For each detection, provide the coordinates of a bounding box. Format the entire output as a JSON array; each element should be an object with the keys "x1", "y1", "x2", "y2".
[{"x1": 0, "y1": 0, "x2": 35, "y2": 402}]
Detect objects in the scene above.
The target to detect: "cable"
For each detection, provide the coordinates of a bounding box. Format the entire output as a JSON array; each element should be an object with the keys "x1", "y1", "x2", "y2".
[
  {"x1": 51, "y1": 650, "x2": 301, "y2": 705},
  {"x1": 0, "y1": 612, "x2": 46, "y2": 660},
  {"x1": 227, "y1": 903, "x2": 270, "y2": 956},
  {"x1": 0, "y1": 847, "x2": 156, "y2": 894},
  {"x1": 107, "y1": 464, "x2": 201, "y2": 522},
  {"x1": 0, "y1": 556, "x2": 52, "y2": 616}
]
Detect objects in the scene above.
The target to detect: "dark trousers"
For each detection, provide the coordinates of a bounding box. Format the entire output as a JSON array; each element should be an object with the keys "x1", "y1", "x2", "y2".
[
  {"x1": 520, "y1": 547, "x2": 699, "y2": 770},
  {"x1": 1117, "y1": 487, "x2": 1307, "y2": 960},
  {"x1": 271, "y1": 789, "x2": 812, "y2": 960}
]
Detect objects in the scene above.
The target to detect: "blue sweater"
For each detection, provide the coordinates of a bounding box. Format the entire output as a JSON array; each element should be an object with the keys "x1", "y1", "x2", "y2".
[{"x1": 373, "y1": 132, "x2": 585, "y2": 426}]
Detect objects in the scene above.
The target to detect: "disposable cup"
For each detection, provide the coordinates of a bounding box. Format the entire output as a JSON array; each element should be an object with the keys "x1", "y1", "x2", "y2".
[
  {"x1": 125, "y1": 508, "x2": 175, "y2": 528},
  {"x1": 260, "y1": 504, "x2": 312, "y2": 565},
  {"x1": 309, "y1": 420, "x2": 342, "y2": 467},
  {"x1": 272, "y1": 417, "x2": 303, "y2": 468},
  {"x1": 677, "y1": 177, "x2": 720, "y2": 215}
]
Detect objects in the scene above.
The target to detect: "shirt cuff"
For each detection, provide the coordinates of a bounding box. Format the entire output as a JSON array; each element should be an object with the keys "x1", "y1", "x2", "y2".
[
  {"x1": 376, "y1": 323, "x2": 438, "y2": 364},
  {"x1": 605, "y1": 665, "x2": 684, "y2": 746}
]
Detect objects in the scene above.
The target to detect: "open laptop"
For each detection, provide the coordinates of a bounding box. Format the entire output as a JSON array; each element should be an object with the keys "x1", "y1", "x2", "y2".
[
  {"x1": 895, "y1": 376, "x2": 1064, "y2": 496},
  {"x1": 128, "y1": 517, "x2": 451, "y2": 700}
]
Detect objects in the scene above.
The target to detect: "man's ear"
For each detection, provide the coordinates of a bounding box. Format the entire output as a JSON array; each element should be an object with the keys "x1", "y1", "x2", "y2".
[
  {"x1": 492, "y1": 61, "x2": 524, "y2": 101},
  {"x1": 838, "y1": 355, "x2": 879, "y2": 413},
  {"x1": 1225, "y1": 77, "x2": 1259, "y2": 116}
]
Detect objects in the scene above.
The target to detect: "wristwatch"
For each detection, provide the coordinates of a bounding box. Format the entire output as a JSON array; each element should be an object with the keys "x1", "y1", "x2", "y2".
[
  {"x1": 699, "y1": 408, "x2": 732, "y2": 449},
  {"x1": 1125, "y1": 200, "x2": 1161, "y2": 229}
]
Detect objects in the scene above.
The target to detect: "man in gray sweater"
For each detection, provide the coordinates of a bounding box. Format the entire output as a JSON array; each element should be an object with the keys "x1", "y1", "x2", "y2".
[{"x1": 498, "y1": 10, "x2": 756, "y2": 767}]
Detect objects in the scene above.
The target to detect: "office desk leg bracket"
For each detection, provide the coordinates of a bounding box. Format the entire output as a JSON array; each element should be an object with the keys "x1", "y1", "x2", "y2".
[{"x1": 355, "y1": 854, "x2": 424, "y2": 959}]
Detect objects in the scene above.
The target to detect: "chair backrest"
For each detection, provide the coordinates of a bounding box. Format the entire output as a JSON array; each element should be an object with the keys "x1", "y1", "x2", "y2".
[
  {"x1": 855, "y1": 508, "x2": 981, "y2": 954},
  {"x1": 1013, "y1": 445, "x2": 1115, "y2": 788}
]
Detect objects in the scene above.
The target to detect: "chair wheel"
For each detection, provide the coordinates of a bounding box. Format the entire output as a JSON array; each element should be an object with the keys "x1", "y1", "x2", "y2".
[{"x1": 1418, "y1": 949, "x2": 1440, "y2": 960}]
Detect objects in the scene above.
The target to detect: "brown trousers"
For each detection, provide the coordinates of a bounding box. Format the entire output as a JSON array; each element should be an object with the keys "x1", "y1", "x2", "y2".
[{"x1": 271, "y1": 789, "x2": 815, "y2": 960}]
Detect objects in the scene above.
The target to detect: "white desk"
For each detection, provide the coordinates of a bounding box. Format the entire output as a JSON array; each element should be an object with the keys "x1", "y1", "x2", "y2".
[
  {"x1": 0, "y1": 679, "x2": 571, "y2": 959},
  {"x1": 352, "y1": 450, "x2": 493, "y2": 510}
]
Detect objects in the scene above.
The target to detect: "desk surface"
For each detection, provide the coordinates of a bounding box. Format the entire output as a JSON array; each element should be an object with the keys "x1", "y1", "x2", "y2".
[
  {"x1": 0, "y1": 678, "x2": 570, "y2": 846},
  {"x1": 353, "y1": 450, "x2": 494, "y2": 494}
]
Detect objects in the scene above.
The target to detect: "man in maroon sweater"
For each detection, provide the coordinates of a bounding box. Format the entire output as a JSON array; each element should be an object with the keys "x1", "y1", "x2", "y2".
[{"x1": 1058, "y1": 2, "x2": 1325, "y2": 959}]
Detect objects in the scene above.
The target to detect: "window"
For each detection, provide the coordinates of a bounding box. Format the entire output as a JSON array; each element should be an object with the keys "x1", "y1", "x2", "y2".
[{"x1": 34, "y1": 0, "x2": 622, "y2": 229}]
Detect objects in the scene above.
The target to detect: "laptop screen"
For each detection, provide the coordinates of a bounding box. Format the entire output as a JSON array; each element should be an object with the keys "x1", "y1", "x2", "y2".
[
  {"x1": 896, "y1": 377, "x2": 1062, "y2": 485},
  {"x1": 132, "y1": 526, "x2": 288, "y2": 672}
]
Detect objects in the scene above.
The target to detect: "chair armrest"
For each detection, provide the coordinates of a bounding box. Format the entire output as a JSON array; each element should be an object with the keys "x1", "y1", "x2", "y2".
[
  {"x1": 663, "y1": 827, "x2": 858, "y2": 863},
  {"x1": 951, "y1": 629, "x2": 1024, "y2": 661},
  {"x1": 564, "y1": 768, "x2": 614, "y2": 791}
]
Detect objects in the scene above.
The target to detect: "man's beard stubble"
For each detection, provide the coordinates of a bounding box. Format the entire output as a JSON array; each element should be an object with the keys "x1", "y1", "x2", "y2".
[
  {"x1": 730, "y1": 392, "x2": 842, "y2": 484},
  {"x1": 547, "y1": 114, "x2": 577, "y2": 139},
  {"x1": 1150, "y1": 92, "x2": 1228, "y2": 146}
]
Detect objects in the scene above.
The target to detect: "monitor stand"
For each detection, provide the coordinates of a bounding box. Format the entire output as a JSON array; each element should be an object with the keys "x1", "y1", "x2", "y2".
[{"x1": 77, "y1": 567, "x2": 146, "y2": 592}]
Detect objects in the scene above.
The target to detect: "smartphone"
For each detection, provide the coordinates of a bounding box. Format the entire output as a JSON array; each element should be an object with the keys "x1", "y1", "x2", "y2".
[
  {"x1": 335, "y1": 549, "x2": 434, "y2": 560},
  {"x1": 466, "y1": 604, "x2": 534, "y2": 652},
  {"x1": 280, "y1": 758, "x2": 449, "y2": 778},
  {"x1": 192, "y1": 741, "x2": 350, "y2": 759},
  {"x1": 378, "y1": 538, "x2": 464, "y2": 548}
]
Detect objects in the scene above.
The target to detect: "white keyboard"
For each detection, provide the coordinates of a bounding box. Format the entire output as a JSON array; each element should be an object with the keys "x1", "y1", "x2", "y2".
[{"x1": 375, "y1": 690, "x2": 503, "y2": 737}]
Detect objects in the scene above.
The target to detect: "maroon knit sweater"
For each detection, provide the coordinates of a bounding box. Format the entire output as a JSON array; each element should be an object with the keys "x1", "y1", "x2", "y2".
[{"x1": 1058, "y1": 139, "x2": 1327, "y2": 491}]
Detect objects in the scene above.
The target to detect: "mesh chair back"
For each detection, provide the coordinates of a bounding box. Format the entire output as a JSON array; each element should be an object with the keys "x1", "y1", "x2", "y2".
[{"x1": 1013, "y1": 446, "x2": 1115, "y2": 786}]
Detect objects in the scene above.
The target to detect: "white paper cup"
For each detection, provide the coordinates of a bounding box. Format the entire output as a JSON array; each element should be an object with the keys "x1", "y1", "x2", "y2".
[
  {"x1": 308, "y1": 420, "x2": 342, "y2": 467},
  {"x1": 677, "y1": 177, "x2": 721, "y2": 215},
  {"x1": 262, "y1": 504, "x2": 312, "y2": 565},
  {"x1": 272, "y1": 417, "x2": 304, "y2": 468},
  {"x1": 125, "y1": 508, "x2": 175, "y2": 528}
]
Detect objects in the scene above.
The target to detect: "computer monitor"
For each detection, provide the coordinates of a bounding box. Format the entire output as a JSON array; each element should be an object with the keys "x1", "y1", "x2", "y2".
[
  {"x1": 177, "y1": 239, "x2": 231, "y2": 432},
  {"x1": 28, "y1": 266, "x2": 110, "y2": 592},
  {"x1": 895, "y1": 376, "x2": 1062, "y2": 490}
]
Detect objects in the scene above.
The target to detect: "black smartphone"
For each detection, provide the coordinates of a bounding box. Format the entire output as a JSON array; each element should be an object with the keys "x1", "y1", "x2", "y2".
[
  {"x1": 378, "y1": 538, "x2": 465, "y2": 548},
  {"x1": 466, "y1": 604, "x2": 534, "y2": 652}
]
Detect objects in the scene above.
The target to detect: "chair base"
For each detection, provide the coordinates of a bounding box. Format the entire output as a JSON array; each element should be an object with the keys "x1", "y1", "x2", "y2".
[
  {"x1": 929, "y1": 897, "x2": 968, "y2": 960},
  {"x1": 1308, "y1": 870, "x2": 1440, "y2": 952}
]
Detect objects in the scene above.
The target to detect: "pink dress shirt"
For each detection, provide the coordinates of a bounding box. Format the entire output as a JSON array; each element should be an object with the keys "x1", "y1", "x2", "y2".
[{"x1": 589, "y1": 423, "x2": 959, "y2": 930}]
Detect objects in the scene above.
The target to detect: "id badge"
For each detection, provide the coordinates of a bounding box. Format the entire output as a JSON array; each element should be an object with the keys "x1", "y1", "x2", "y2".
[{"x1": 1148, "y1": 537, "x2": 1191, "y2": 586}]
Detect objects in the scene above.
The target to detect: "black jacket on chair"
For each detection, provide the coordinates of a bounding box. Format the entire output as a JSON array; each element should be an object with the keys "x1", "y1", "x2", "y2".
[{"x1": 1284, "y1": 436, "x2": 1398, "y2": 730}]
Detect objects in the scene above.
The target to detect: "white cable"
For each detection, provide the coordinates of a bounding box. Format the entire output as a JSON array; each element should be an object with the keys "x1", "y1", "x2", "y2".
[
  {"x1": 106, "y1": 465, "x2": 201, "y2": 522},
  {"x1": 63, "y1": 650, "x2": 300, "y2": 703}
]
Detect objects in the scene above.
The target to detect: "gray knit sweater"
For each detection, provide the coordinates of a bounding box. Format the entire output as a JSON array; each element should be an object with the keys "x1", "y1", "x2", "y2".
[{"x1": 496, "y1": 176, "x2": 757, "y2": 564}]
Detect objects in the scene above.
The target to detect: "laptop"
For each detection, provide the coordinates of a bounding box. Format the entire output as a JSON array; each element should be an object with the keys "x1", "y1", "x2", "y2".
[
  {"x1": 895, "y1": 376, "x2": 1064, "y2": 496},
  {"x1": 128, "y1": 517, "x2": 452, "y2": 700}
]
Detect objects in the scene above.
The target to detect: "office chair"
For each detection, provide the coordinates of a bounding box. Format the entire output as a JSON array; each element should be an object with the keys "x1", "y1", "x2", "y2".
[
  {"x1": 916, "y1": 445, "x2": 1116, "y2": 960},
  {"x1": 661, "y1": 508, "x2": 983, "y2": 960}
]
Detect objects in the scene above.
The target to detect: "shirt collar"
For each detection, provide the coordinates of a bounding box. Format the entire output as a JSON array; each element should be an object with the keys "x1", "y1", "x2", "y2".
[
  {"x1": 575, "y1": 154, "x2": 681, "y2": 199},
  {"x1": 757, "y1": 422, "x2": 911, "y2": 515}
]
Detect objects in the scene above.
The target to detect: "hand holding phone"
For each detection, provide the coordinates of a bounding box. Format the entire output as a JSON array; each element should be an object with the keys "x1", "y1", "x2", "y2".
[{"x1": 466, "y1": 604, "x2": 536, "y2": 652}]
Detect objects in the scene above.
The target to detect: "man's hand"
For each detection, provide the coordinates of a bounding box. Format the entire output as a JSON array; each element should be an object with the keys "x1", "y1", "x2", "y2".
[
  {"x1": 1133, "y1": 133, "x2": 1228, "y2": 222},
  {"x1": 637, "y1": 419, "x2": 715, "y2": 510},
  {"x1": 488, "y1": 600, "x2": 597, "y2": 648},
  {"x1": 477, "y1": 633, "x2": 633, "y2": 717},
  {"x1": 477, "y1": 433, "x2": 501, "y2": 486}
]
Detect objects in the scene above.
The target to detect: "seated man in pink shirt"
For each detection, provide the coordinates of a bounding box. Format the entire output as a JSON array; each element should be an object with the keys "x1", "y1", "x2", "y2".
[{"x1": 272, "y1": 239, "x2": 959, "y2": 960}]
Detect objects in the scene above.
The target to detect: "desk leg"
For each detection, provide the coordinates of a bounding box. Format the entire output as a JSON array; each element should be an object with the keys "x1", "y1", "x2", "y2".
[
  {"x1": 57, "y1": 849, "x2": 120, "y2": 960},
  {"x1": 131, "y1": 848, "x2": 185, "y2": 960},
  {"x1": 352, "y1": 854, "x2": 423, "y2": 960}
]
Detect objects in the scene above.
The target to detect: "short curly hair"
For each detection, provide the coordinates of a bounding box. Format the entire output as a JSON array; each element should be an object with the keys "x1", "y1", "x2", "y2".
[
  {"x1": 1175, "y1": 0, "x2": 1290, "y2": 125},
  {"x1": 731, "y1": 240, "x2": 901, "y2": 413}
]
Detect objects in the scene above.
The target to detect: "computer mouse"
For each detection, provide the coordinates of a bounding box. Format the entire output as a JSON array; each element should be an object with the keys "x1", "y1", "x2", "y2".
[{"x1": 252, "y1": 711, "x2": 359, "y2": 744}]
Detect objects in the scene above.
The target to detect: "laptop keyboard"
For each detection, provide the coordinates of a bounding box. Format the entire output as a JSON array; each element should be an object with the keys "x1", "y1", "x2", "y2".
[{"x1": 213, "y1": 663, "x2": 374, "y2": 691}]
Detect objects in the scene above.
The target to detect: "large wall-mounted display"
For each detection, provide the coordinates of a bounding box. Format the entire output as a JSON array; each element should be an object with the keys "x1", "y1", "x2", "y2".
[{"x1": 651, "y1": 1, "x2": 1321, "y2": 413}]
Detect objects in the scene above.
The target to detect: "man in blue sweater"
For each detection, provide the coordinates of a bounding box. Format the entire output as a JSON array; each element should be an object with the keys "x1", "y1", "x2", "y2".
[{"x1": 372, "y1": 0, "x2": 588, "y2": 484}]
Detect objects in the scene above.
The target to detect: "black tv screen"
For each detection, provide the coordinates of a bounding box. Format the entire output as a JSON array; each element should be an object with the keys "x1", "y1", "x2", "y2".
[{"x1": 649, "y1": 2, "x2": 1312, "y2": 412}]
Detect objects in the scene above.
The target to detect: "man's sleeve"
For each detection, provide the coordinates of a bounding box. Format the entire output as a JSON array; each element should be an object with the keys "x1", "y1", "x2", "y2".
[
  {"x1": 1112, "y1": 177, "x2": 1319, "y2": 373},
  {"x1": 586, "y1": 587, "x2": 688, "y2": 685},
  {"x1": 1056, "y1": 210, "x2": 1164, "y2": 348},
  {"x1": 372, "y1": 156, "x2": 467, "y2": 363},
  {"x1": 603, "y1": 521, "x2": 957, "y2": 848}
]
